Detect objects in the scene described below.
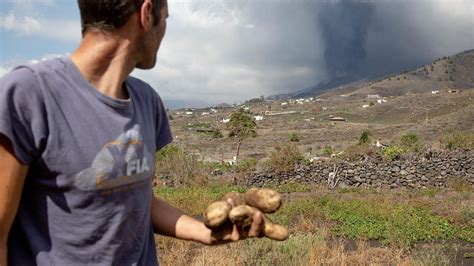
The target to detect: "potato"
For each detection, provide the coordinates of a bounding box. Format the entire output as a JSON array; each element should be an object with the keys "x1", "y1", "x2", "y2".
[
  {"x1": 229, "y1": 204, "x2": 289, "y2": 241},
  {"x1": 203, "y1": 201, "x2": 232, "y2": 229},
  {"x1": 228, "y1": 205, "x2": 255, "y2": 227},
  {"x1": 244, "y1": 188, "x2": 282, "y2": 213},
  {"x1": 261, "y1": 217, "x2": 289, "y2": 241},
  {"x1": 222, "y1": 192, "x2": 246, "y2": 206}
]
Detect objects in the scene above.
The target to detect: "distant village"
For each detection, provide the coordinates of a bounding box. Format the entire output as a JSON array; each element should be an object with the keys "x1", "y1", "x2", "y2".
[{"x1": 172, "y1": 87, "x2": 463, "y2": 126}]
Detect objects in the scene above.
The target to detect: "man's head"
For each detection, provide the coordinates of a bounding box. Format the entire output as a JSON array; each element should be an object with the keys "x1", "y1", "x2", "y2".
[
  {"x1": 77, "y1": 0, "x2": 168, "y2": 69},
  {"x1": 78, "y1": 0, "x2": 163, "y2": 35}
]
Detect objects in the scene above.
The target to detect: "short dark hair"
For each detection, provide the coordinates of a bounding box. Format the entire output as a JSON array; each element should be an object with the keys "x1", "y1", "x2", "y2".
[{"x1": 77, "y1": 0, "x2": 163, "y2": 34}]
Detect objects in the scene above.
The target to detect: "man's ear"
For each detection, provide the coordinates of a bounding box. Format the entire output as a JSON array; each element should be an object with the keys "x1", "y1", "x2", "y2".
[{"x1": 139, "y1": 0, "x2": 154, "y2": 31}]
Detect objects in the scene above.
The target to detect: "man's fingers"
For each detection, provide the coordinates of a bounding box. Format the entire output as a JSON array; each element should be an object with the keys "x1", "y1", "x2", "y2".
[
  {"x1": 226, "y1": 198, "x2": 235, "y2": 207},
  {"x1": 248, "y1": 210, "x2": 263, "y2": 238},
  {"x1": 230, "y1": 224, "x2": 240, "y2": 241}
]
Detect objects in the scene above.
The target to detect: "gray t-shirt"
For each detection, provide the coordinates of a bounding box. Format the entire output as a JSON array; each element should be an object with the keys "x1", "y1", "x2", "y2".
[{"x1": 0, "y1": 57, "x2": 172, "y2": 265}]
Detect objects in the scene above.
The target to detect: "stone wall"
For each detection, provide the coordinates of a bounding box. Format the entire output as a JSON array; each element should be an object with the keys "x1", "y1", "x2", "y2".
[{"x1": 247, "y1": 150, "x2": 474, "y2": 189}]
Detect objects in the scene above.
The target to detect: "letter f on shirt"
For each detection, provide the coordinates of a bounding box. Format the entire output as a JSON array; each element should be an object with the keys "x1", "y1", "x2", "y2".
[{"x1": 126, "y1": 157, "x2": 150, "y2": 176}]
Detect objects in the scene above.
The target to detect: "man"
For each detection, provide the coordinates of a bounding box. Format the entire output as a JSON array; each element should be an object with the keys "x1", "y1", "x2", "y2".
[{"x1": 0, "y1": 0, "x2": 263, "y2": 264}]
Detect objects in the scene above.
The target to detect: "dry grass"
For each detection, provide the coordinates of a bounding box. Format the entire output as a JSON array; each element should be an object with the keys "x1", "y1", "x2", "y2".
[
  {"x1": 156, "y1": 232, "x2": 445, "y2": 265},
  {"x1": 153, "y1": 186, "x2": 473, "y2": 265}
]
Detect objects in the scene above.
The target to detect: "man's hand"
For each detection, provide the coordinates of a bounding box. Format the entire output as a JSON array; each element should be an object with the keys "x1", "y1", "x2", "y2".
[
  {"x1": 204, "y1": 198, "x2": 263, "y2": 245},
  {"x1": 150, "y1": 195, "x2": 264, "y2": 245}
]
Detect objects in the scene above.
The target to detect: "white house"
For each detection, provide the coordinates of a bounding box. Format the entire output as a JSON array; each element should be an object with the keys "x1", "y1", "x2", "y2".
[
  {"x1": 185, "y1": 111, "x2": 193, "y2": 115},
  {"x1": 362, "y1": 104, "x2": 370, "y2": 108},
  {"x1": 431, "y1": 90, "x2": 440, "y2": 94},
  {"x1": 253, "y1": 115, "x2": 264, "y2": 121},
  {"x1": 221, "y1": 118, "x2": 230, "y2": 123}
]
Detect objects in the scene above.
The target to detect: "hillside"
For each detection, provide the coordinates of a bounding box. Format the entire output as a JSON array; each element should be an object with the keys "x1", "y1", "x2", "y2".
[
  {"x1": 167, "y1": 49, "x2": 474, "y2": 163},
  {"x1": 350, "y1": 49, "x2": 474, "y2": 97},
  {"x1": 272, "y1": 49, "x2": 474, "y2": 100}
]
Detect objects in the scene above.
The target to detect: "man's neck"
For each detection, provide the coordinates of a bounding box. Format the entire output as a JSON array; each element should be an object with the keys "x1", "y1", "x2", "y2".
[{"x1": 70, "y1": 32, "x2": 137, "y2": 100}]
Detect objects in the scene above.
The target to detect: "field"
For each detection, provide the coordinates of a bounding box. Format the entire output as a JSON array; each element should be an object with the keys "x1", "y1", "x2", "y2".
[
  {"x1": 153, "y1": 184, "x2": 473, "y2": 265},
  {"x1": 168, "y1": 89, "x2": 473, "y2": 165},
  {"x1": 153, "y1": 50, "x2": 474, "y2": 265}
]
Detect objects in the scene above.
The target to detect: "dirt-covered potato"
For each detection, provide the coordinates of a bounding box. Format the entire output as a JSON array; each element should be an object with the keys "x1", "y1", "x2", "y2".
[
  {"x1": 203, "y1": 188, "x2": 288, "y2": 240},
  {"x1": 203, "y1": 201, "x2": 232, "y2": 229},
  {"x1": 228, "y1": 205, "x2": 256, "y2": 227},
  {"x1": 229, "y1": 204, "x2": 289, "y2": 241},
  {"x1": 222, "y1": 192, "x2": 246, "y2": 206},
  {"x1": 243, "y1": 188, "x2": 282, "y2": 213},
  {"x1": 261, "y1": 217, "x2": 289, "y2": 241}
]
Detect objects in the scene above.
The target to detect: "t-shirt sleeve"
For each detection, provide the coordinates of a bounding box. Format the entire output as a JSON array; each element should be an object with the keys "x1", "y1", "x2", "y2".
[
  {"x1": 0, "y1": 67, "x2": 48, "y2": 164},
  {"x1": 153, "y1": 92, "x2": 172, "y2": 151}
]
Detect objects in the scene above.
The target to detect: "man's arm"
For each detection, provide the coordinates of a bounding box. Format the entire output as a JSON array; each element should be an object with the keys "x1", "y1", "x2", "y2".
[
  {"x1": 0, "y1": 135, "x2": 29, "y2": 266},
  {"x1": 150, "y1": 195, "x2": 263, "y2": 245}
]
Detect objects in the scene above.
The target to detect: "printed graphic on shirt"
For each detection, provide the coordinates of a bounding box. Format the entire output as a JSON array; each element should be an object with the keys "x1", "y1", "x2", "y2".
[{"x1": 74, "y1": 125, "x2": 153, "y2": 192}]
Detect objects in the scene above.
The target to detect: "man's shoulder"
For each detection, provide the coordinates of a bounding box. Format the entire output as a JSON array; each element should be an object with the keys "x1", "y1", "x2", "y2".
[
  {"x1": 2, "y1": 57, "x2": 67, "y2": 82},
  {"x1": 127, "y1": 76, "x2": 164, "y2": 103}
]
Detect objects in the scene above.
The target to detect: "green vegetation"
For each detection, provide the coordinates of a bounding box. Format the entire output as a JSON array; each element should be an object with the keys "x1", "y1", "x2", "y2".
[
  {"x1": 383, "y1": 132, "x2": 423, "y2": 159},
  {"x1": 264, "y1": 144, "x2": 304, "y2": 173},
  {"x1": 441, "y1": 131, "x2": 474, "y2": 150},
  {"x1": 289, "y1": 132, "x2": 300, "y2": 142},
  {"x1": 383, "y1": 145, "x2": 405, "y2": 160},
  {"x1": 273, "y1": 195, "x2": 473, "y2": 248},
  {"x1": 154, "y1": 185, "x2": 473, "y2": 250},
  {"x1": 234, "y1": 157, "x2": 258, "y2": 173},
  {"x1": 211, "y1": 128, "x2": 223, "y2": 138},
  {"x1": 358, "y1": 130, "x2": 371, "y2": 145},
  {"x1": 228, "y1": 109, "x2": 257, "y2": 159},
  {"x1": 400, "y1": 132, "x2": 423, "y2": 152},
  {"x1": 321, "y1": 145, "x2": 334, "y2": 157},
  {"x1": 185, "y1": 122, "x2": 222, "y2": 138},
  {"x1": 155, "y1": 144, "x2": 203, "y2": 184}
]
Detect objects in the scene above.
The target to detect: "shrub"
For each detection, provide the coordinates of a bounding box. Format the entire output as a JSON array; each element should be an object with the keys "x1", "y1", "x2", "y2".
[
  {"x1": 383, "y1": 145, "x2": 405, "y2": 160},
  {"x1": 440, "y1": 131, "x2": 474, "y2": 150},
  {"x1": 234, "y1": 157, "x2": 258, "y2": 173},
  {"x1": 290, "y1": 132, "x2": 300, "y2": 142},
  {"x1": 212, "y1": 128, "x2": 223, "y2": 138},
  {"x1": 369, "y1": 101, "x2": 375, "y2": 106},
  {"x1": 264, "y1": 144, "x2": 304, "y2": 173},
  {"x1": 400, "y1": 132, "x2": 423, "y2": 152},
  {"x1": 358, "y1": 130, "x2": 371, "y2": 145},
  {"x1": 155, "y1": 144, "x2": 204, "y2": 185},
  {"x1": 321, "y1": 145, "x2": 334, "y2": 157},
  {"x1": 343, "y1": 144, "x2": 381, "y2": 161}
]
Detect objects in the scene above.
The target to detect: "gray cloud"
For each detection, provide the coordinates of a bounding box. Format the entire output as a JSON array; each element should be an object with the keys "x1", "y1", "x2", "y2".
[{"x1": 129, "y1": 0, "x2": 474, "y2": 106}]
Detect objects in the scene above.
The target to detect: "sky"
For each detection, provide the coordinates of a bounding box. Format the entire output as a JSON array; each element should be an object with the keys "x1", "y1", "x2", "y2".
[{"x1": 0, "y1": 0, "x2": 473, "y2": 108}]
